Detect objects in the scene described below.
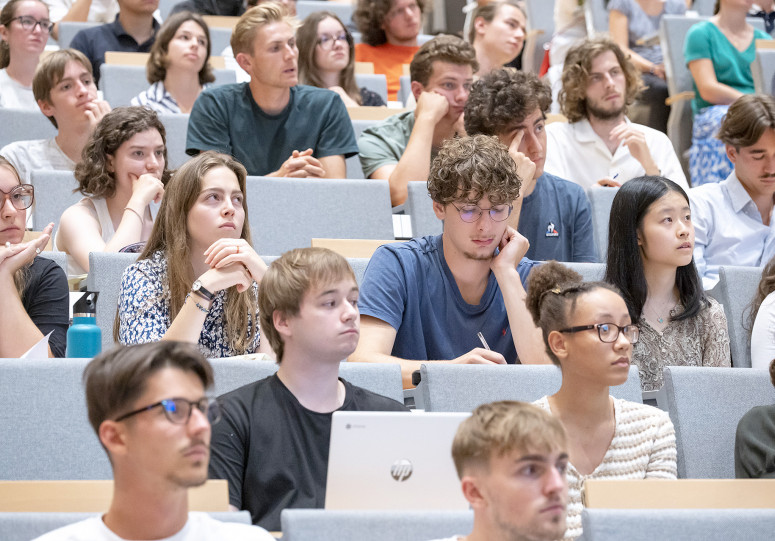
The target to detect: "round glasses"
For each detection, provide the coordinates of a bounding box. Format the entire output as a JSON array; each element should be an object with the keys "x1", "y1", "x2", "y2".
[
  {"x1": 114, "y1": 397, "x2": 221, "y2": 425},
  {"x1": 0, "y1": 184, "x2": 34, "y2": 211},
  {"x1": 450, "y1": 203, "x2": 513, "y2": 223},
  {"x1": 317, "y1": 32, "x2": 351, "y2": 49},
  {"x1": 10, "y1": 16, "x2": 54, "y2": 34},
  {"x1": 558, "y1": 323, "x2": 640, "y2": 344}
]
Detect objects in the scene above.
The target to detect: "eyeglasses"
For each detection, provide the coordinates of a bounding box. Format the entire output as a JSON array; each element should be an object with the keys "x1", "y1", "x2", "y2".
[
  {"x1": 0, "y1": 184, "x2": 34, "y2": 211},
  {"x1": 10, "y1": 16, "x2": 54, "y2": 34},
  {"x1": 450, "y1": 203, "x2": 513, "y2": 223},
  {"x1": 114, "y1": 397, "x2": 221, "y2": 425},
  {"x1": 558, "y1": 323, "x2": 640, "y2": 344},
  {"x1": 317, "y1": 32, "x2": 350, "y2": 49}
]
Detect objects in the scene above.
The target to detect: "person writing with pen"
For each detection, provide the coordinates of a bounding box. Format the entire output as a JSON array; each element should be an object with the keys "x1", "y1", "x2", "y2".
[{"x1": 350, "y1": 134, "x2": 551, "y2": 388}]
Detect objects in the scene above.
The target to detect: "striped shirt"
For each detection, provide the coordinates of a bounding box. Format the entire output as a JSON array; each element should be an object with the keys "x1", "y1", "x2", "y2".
[
  {"x1": 131, "y1": 81, "x2": 210, "y2": 115},
  {"x1": 534, "y1": 396, "x2": 677, "y2": 540}
]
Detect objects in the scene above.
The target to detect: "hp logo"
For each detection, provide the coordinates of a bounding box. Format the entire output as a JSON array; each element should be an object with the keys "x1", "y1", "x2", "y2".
[{"x1": 390, "y1": 459, "x2": 413, "y2": 482}]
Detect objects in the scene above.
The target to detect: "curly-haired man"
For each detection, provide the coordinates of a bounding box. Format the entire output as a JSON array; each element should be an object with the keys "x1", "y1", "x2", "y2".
[
  {"x1": 351, "y1": 135, "x2": 550, "y2": 388},
  {"x1": 465, "y1": 68, "x2": 597, "y2": 263},
  {"x1": 545, "y1": 38, "x2": 687, "y2": 190}
]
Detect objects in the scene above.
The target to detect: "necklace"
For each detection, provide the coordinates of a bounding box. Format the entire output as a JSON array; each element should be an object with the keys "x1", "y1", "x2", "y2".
[{"x1": 645, "y1": 296, "x2": 677, "y2": 325}]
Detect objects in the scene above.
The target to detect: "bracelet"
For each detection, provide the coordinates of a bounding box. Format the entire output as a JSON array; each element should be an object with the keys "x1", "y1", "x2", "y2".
[
  {"x1": 123, "y1": 206, "x2": 144, "y2": 222},
  {"x1": 186, "y1": 293, "x2": 210, "y2": 314}
]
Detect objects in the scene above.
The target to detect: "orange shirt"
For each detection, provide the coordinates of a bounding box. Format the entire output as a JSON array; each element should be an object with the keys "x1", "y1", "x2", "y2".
[{"x1": 355, "y1": 43, "x2": 420, "y2": 101}]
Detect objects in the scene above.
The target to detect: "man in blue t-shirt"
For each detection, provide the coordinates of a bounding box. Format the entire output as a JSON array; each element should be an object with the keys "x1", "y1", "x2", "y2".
[
  {"x1": 465, "y1": 69, "x2": 597, "y2": 263},
  {"x1": 186, "y1": 3, "x2": 358, "y2": 177},
  {"x1": 351, "y1": 135, "x2": 551, "y2": 387}
]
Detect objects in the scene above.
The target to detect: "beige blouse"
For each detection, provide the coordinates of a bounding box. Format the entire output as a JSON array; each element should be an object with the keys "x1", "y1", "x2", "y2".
[{"x1": 633, "y1": 297, "x2": 731, "y2": 391}]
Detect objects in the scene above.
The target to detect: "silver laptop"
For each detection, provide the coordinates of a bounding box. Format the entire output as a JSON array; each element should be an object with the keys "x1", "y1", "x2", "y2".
[{"x1": 325, "y1": 411, "x2": 471, "y2": 510}]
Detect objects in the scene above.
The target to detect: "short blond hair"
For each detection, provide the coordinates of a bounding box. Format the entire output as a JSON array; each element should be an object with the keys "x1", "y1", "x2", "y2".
[
  {"x1": 230, "y1": 2, "x2": 298, "y2": 56},
  {"x1": 258, "y1": 247, "x2": 356, "y2": 362},
  {"x1": 452, "y1": 401, "x2": 567, "y2": 477}
]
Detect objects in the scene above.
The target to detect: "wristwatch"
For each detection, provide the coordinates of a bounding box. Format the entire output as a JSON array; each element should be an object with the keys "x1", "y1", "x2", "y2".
[{"x1": 191, "y1": 280, "x2": 214, "y2": 302}]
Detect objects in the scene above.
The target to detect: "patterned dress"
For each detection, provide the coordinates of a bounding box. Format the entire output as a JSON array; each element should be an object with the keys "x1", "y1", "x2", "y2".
[{"x1": 117, "y1": 250, "x2": 260, "y2": 357}]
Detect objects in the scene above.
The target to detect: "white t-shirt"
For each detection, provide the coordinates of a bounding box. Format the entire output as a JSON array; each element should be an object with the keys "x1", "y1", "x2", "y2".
[
  {"x1": 751, "y1": 291, "x2": 775, "y2": 370},
  {"x1": 0, "y1": 68, "x2": 37, "y2": 110},
  {"x1": 1, "y1": 138, "x2": 76, "y2": 183},
  {"x1": 544, "y1": 118, "x2": 688, "y2": 190},
  {"x1": 32, "y1": 512, "x2": 275, "y2": 541}
]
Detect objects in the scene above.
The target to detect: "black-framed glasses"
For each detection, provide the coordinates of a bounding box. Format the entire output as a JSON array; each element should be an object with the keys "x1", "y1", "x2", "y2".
[
  {"x1": 558, "y1": 323, "x2": 639, "y2": 344},
  {"x1": 10, "y1": 16, "x2": 54, "y2": 33},
  {"x1": 114, "y1": 397, "x2": 221, "y2": 425},
  {"x1": 450, "y1": 203, "x2": 513, "y2": 223},
  {"x1": 316, "y1": 32, "x2": 351, "y2": 49},
  {"x1": 0, "y1": 184, "x2": 34, "y2": 211}
]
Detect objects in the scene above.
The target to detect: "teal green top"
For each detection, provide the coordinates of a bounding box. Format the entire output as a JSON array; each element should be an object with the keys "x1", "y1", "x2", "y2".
[{"x1": 684, "y1": 21, "x2": 771, "y2": 114}]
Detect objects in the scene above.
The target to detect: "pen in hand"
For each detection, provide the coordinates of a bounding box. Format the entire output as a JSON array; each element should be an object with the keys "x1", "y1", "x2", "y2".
[{"x1": 477, "y1": 332, "x2": 490, "y2": 350}]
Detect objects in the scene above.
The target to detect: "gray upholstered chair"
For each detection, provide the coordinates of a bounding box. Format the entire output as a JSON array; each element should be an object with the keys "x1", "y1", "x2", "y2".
[
  {"x1": 585, "y1": 187, "x2": 618, "y2": 262},
  {"x1": 39, "y1": 251, "x2": 67, "y2": 273},
  {"x1": 404, "y1": 181, "x2": 441, "y2": 239},
  {"x1": 29, "y1": 170, "x2": 80, "y2": 232},
  {"x1": 157, "y1": 113, "x2": 191, "y2": 169},
  {"x1": 714, "y1": 265, "x2": 762, "y2": 368},
  {"x1": 349, "y1": 118, "x2": 383, "y2": 180},
  {"x1": 281, "y1": 510, "x2": 474, "y2": 541},
  {"x1": 752, "y1": 49, "x2": 775, "y2": 95},
  {"x1": 663, "y1": 366, "x2": 775, "y2": 478},
  {"x1": 212, "y1": 360, "x2": 404, "y2": 403},
  {"x1": 579, "y1": 509, "x2": 775, "y2": 541},
  {"x1": 416, "y1": 364, "x2": 643, "y2": 411},
  {"x1": 296, "y1": 0, "x2": 355, "y2": 26},
  {"x1": 87, "y1": 252, "x2": 139, "y2": 351},
  {"x1": 56, "y1": 21, "x2": 98, "y2": 48},
  {"x1": 354, "y1": 73, "x2": 388, "y2": 104},
  {"x1": 246, "y1": 176, "x2": 394, "y2": 256},
  {"x1": 0, "y1": 109, "x2": 57, "y2": 150}
]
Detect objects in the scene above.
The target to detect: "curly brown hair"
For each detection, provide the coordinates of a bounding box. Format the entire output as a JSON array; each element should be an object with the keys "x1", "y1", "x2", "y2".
[
  {"x1": 717, "y1": 94, "x2": 775, "y2": 150},
  {"x1": 409, "y1": 34, "x2": 478, "y2": 86},
  {"x1": 146, "y1": 11, "x2": 215, "y2": 86},
  {"x1": 464, "y1": 68, "x2": 551, "y2": 137},
  {"x1": 353, "y1": 0, "x2": 426, "y2": 47},
  {"x1": 427, "y1": 134, "x2": 521, "y2": 206},
  {"x1": 558, "y1": 37, "x2": 643, "y2": 123},
  {"x1": 74, "y1": 106, "x2": 171, "y2": 198},
  {"x1": 525, "y1": 261, "x2": 622, "y2": 366}
]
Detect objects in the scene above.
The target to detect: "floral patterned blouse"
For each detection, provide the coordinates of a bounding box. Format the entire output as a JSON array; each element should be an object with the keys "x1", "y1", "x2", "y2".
[
  {"x1": 633, "y1": 297, "x2": 730, "y2": 391},
  {"x1": 117, "y1": 251, "x2": 260, "y2": 357}
]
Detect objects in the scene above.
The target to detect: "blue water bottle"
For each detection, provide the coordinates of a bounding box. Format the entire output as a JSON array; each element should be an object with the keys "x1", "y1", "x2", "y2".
[{"x1": 66, "y1": 292, "x2": 101, "y2": 358}]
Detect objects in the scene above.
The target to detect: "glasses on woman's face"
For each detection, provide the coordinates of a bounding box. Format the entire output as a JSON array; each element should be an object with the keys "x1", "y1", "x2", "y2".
[
  {"x1": 10, "y1": 15, "x2": 54, "y2": 34},
  {"x1": 316, "y1": 32, "x2": 350, "y2": 49},
  {"x1": 0, "y1": 184, "x2": 34, "y2": 211},
  {"x1": 558, "y1": 322, "x2": 640, "y2": 344}
]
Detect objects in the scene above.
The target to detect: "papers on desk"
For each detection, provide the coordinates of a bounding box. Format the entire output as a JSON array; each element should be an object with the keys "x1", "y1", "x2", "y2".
[{"x1": 21, "y1": 331, "x2": 52, "y2": 359}]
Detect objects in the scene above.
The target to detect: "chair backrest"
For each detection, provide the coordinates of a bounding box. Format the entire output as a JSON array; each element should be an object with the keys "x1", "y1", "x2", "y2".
[
  {"x1": 0, "y1": 511, "x2": 251, "y2": 541},
  {"x1": 296, "y1": 0, "x2": 355, "y2": 26},
  {"x1": 348, "y1": 118, "x2": 382, "y2": 180},
  {"x1": 714, "y1": 265, "x2": 762, "y2": 368},
  {"x1": 586, "y1": 187, "x2": 618, "y2": 263},
  {"x1": 281, "y1": 509, "x2": 473, "y2": 541},
  {"x1": 0, "y1": 109, "x2": 57, "y2": 150},
  {"x1": 663, "y1": 366, "x2": 775, "y2": 478},
  {"x1": 563, "y1": 262, "x2": 606, "y2": 282},
  {"x1": 29, "y1": 170, "x2": 81, "y2": 233},
  {"x1": 417, "y1": 364, "x2": 643, "y2": 411},
  {"x1": 246, "y1": 176, "x2": 394, "y2": 256},
  {"x1": 581, "y1": 509, "x2": 775, "y2": 541},
  {"x1": 583, "y1": 0, "x2": 609, "y2": 36},
  {"x1": 86, "y1": 252, "x2": 140, "y2": 351},
  {"x1": 405, "y1": 181, "x2": 441, "y2": 238},
  {"x1": 752, "y1": 49, "x2": 775, "y2": 94},
  {"x1": 209, "y1": 26, "x2": 233, "y2": 55},
  {"x1": 354, "y1": 73, "x2": 388, "y2": 104},
  {"x1": 100, "y1": 64, "x2": 237, "y2": 107},
  {"x1": 397, "y1": 75, "x2": 411, "y2": 106},
  {"x1": 39, "y1": 251, "x2": 67, "y2": 273},
  {"x1": 57, "y1": 21, "x2": 99, "y2": 48},
  {"x1": 212, "y1": 360, "x2": 404, "y2": 403},
  {"x1": 157, "y1": 113, "x2": 192, "y2": 169},
  {"x1": 0, "y1": 358, "x2": 111, "y2": 480},
  {"x1": 522, "y1": 0, "x2": 554, "y2": 73}
]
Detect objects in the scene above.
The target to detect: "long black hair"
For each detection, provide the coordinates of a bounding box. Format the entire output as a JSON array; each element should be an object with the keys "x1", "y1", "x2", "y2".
[{"x1": 604, "y1": 176, "x2": 707, "y2": 323}]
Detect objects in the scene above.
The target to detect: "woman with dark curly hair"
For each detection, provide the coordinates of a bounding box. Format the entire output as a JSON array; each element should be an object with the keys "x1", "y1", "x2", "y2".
[
  {"x1": 297, "y1": 11, "x2": 385, "y2": 107},
  {"x1": 56, "y1": 106, "x2": 170, "y2": 276},
  {"x1": 116, "y1": 151, "x2": 271, "y2": 358},
  {"x1": 604, "y1": 176, "x2": 730, "y2": 391},
  {"x1": 131, "y1": 11, "x2": 214, "y2": 114}
]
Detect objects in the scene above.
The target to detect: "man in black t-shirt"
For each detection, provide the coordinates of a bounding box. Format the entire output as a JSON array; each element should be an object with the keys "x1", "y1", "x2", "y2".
[{"x1": 208, "y1": 248, "x2": 407, "y2": 530}]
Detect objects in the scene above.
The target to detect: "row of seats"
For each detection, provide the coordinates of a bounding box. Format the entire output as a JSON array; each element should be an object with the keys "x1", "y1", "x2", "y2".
[{"x1": 1, "y1": 358, "x2": 772, "y2": 482}]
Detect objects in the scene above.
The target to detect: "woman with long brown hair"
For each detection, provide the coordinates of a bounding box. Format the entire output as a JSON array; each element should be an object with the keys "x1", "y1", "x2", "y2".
[{"x1": 117, "y1": 151, "x2": 272, "y2": 358}]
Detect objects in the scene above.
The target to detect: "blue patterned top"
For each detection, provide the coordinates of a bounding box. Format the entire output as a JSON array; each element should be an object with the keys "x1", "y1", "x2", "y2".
[{"x1": 117, "y1": 250, "x2": 261, "y2": 357}]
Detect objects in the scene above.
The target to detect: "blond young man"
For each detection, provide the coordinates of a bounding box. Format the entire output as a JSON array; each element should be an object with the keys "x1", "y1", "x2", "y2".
[
  {"x1": 186, "y1": 3, "x2": 357, "y2": 178},
  {"x1": 428, "y1": 400, "x2": 569, "y2": 541},
  {"x1": 1, "y1": 49, "x2": 110, "y2": 184},
  {"x1": 209, "y1": 248, "x2": 407, "y2": 531}
]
